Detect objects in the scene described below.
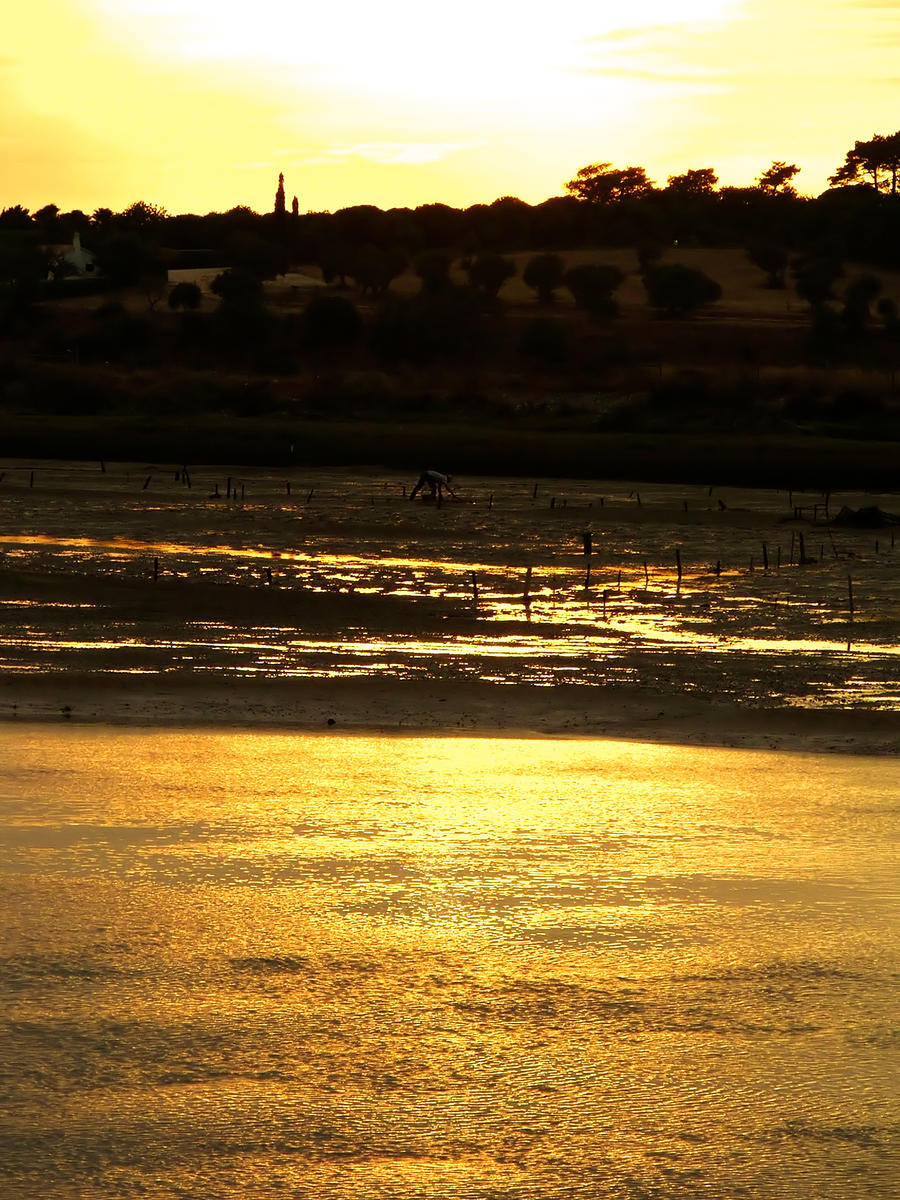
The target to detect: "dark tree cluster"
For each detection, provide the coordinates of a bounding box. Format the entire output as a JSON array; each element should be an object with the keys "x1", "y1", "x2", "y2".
[
  {"x1": 0, "y1": 128, "x2": 897, "y2": 439},
  {"x1": 2, "y1": 129, "x2": 898, "y2": 332}
]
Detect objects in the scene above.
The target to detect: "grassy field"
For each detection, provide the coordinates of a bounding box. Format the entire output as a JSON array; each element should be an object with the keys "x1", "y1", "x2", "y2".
[
  {"x1": 164, "y1": 246, "x2": 900, "y2": 320},
  {"x1": 6, "y1": 247, "x2": 899, "y2": 487}
]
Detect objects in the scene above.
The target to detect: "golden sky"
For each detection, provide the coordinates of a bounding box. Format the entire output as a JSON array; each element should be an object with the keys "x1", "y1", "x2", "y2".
[{"x1": 1, "y1": 0, "x2": 897, "y2": 215}]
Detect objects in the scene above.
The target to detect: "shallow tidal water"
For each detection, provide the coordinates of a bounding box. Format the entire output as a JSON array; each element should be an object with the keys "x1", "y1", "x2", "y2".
[
  {"x1": 1, "y1": 725, "x2": 897, "y2": 1199},
  {"x1": 1, "y1": 463, "x2": 899, "y2": 710}
]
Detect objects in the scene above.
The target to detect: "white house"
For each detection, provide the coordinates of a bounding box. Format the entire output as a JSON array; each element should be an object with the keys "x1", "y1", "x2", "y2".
[{"x1": 50, "y1": 231, "x2": 100, "y2": 278}]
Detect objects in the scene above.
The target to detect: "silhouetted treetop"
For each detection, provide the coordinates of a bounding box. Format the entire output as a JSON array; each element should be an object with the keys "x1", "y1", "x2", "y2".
[
  {"x1": 665, "y1": 168, "x2": 718, "y2": 195},
  {"x1": 829, "y1": 131, "x2": 900, "y2": 194},
  {"x1": 118, "y1": 201, "x2": 169, "y2": 233},
  {"x1": 565, "y1": 164, "x2": 655, "y2": 204},
  {"x1": 0, "y1": 205, "x2": 33, "y2": 230},
  {"x1": 756, "y1": 162, "x2": 801, "y2": 196}
]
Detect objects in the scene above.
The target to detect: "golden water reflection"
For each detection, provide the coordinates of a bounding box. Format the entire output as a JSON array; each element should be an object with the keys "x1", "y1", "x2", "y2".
[{"x1": 2, "y1": 728, "x2": 897, "y2": 1199}]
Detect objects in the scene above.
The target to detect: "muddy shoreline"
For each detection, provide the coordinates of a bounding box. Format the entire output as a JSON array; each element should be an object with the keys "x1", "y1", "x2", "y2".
[{"x1": 4, "y1": 673, "x2": 898, "y2": 757}]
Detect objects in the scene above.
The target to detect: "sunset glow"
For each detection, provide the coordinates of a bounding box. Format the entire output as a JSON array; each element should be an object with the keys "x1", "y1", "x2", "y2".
[{"x1": 2, "y1": 0, "x2": 897, "y2": 213}]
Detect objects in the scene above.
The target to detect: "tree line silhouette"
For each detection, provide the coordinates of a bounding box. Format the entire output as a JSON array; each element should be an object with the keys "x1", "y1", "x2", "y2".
[
  {"x1": 2, "y1": 131, "x2": 899, "y2": 288},
  {"x1": 0, "y1": 132, "x2": 898, "y2": 439}
]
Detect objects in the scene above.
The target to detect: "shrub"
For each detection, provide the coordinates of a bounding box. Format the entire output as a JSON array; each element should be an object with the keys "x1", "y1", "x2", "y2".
[
  {"x1": 168, "y1": 280, "x2": 202, "y2": 312},
  {"x1": 643, "y1": 263, "x2": 722, "y2": 317},
  {"x1": 300, "y1": 293, "x2": 363, "y2": 350},
  {"x1": 522, "y1": 254, "x2": 565, "y2": 305},
  {"x1": 563, "y1": 263, "x2": 624, "y2": 318},
  {"x1": 746, "y1": 241, "x2": 789, "y2": 288},
  {"x1": 467, "y1": 252, "x2": 516, "y2": 297}
]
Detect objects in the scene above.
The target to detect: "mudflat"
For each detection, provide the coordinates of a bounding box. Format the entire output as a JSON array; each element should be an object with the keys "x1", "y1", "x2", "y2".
[{"x1": 1, "y1": 459, "x2": 898, "y2": 754}]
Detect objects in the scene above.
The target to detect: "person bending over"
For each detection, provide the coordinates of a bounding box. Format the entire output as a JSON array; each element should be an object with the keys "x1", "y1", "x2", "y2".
[{"x1": 410, "y1": 470, "x2": 456, "y2": 500}]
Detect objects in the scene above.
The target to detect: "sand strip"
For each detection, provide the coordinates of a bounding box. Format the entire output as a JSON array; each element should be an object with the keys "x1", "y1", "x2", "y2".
[{"x1": 2, "y1": 673, "x2": 897, "y2": 757}]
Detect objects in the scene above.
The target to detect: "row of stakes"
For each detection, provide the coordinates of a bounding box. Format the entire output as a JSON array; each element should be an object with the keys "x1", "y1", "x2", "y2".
[
  {"x1": 147, "y1": 540, "x2": 862, "y2": 623},
  {"x1": 1, "y1": 465, "x2": 882, "y2": 620}
]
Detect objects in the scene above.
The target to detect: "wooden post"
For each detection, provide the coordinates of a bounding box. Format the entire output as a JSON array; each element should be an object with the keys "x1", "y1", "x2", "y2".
[
  {"x1": 550, "y1": 497, "x2": 555, "y2": 509},
  {"x1": 226, "y1": 476, "x2": 232, "y2": 500},
  {"x1": 533, "y1": 482, "x2": 539, "y2": 500},
  {"x1": 635, "y1": 491, "x2": 642, "y2": 507},
  {"x1": 266, "y1": 567, "x2": 272, "y2": 585},
  {"x1": 286, "y1": 481, "x2": 291, "y2": 496},
  {"x1": 716, "y1": 559, "x2": 721, "y2": 577},
  {"x1": 471, "y1": 572, "x2": 479, "y2": 604},
  {"x1": 306, "y1": 488, "x2": 314, "y2": 503},
  {"x1": 29, "y1": 471, "x2": 35, "y2": 488},
  {"x1": 184, "y1": 468, "x2": 191, "y2": 489},
  {"x1": 776, "y1": 546, "x2": 781, "y2": 571},
  {"x1": 488, "y1": 493, "x2": 493, "y2": 511},
  {"x1": 142, "y1": 475, "x2": 151, "y2": 490},
  {"x1": 100, "y1": 461, "x2": 106, "y2": 473},
  {"x1": 241, "y1": 483, "x2": 246, "y2": 501},
  {"x1": 762, "y1": 542, "x2": 769, "y2": 571},
  {"x1": 582, "y1": 531, "x2": 592, "y2": 557},
  {"x1": 675, "y1": 547, "x2": 682, "y2": 584},
  {"x1": 523, "y1": 566, "x2": 532, "y2": 604},
  {"x1": 790, "y1": 531, "x2": 796, "y2": 565}
]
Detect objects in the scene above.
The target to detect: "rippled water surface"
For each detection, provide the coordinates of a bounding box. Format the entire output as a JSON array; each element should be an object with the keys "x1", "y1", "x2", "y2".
[{"x1": 2, "y1": 725, "x2": 897, "y2": 1198}]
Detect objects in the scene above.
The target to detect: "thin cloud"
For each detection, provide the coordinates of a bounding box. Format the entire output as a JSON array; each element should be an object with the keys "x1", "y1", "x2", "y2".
[
  {"x1": 296, "y1": 142, "x2": 471, "y2": 166},
  {"x1": 579, "y1": 22, "x2": 727, "y2": 86}
]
